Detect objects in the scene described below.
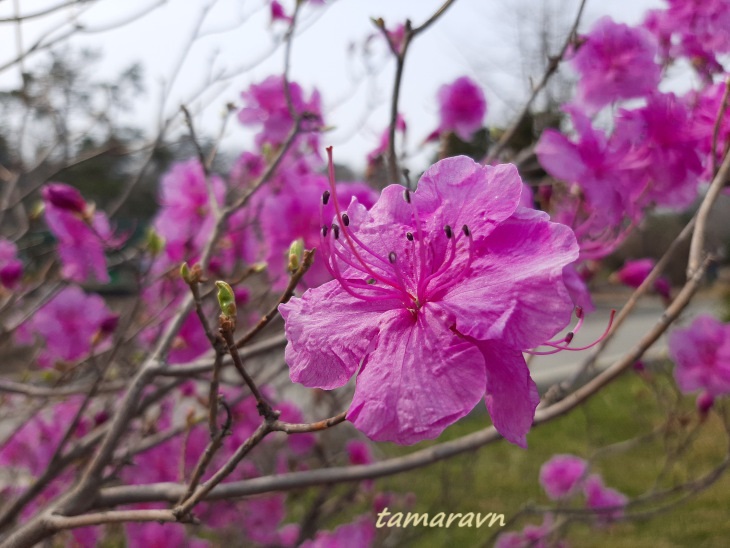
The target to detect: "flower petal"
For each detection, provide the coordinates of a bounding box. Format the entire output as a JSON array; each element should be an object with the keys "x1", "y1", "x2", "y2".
[
  {"x1": 475, "y1": 340, "x2": 540, "y2": 448},
  {"x1": 436, "y1": 207, "x2": 578, "y2": 349},
  {"x1": 279, "y1": 280, "x2": 392, "y2": 390},
  {"x1": 347, "y1": 305, "x2": 486, "y2": 444}
]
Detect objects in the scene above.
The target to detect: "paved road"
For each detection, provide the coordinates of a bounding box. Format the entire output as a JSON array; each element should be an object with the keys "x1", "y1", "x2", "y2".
[{"x1": 529, "y1": 293, "x2": 722, "y2": 390}]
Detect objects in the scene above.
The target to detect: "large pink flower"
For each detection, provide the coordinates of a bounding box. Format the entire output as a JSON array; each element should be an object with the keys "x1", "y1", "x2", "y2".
[
  {"x1": 583, "y1": 474, "x2": 628, "y2": 523},
  {"x1": 668, "y1": 315, "x2": 730, "y2": 398},
  {"x1": 435, "y1": 76, "x2": 487, "y2": 141},
  {"x1": 570, "y1": 16, "x2": 660, "y2": 113},
  {"x1": 280, "y1": 154, "x2": 578, "y2": 445}
]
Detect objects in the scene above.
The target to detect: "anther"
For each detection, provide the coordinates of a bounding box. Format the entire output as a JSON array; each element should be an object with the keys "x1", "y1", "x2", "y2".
[
  {"x1": 403, "y1": 189, "x2": 411, "y2": 204},
  {"x1": 322, "y1": 190, "x2": 330, "y2": 205},
  {"x1": 565, "y1": 332, "x2": 574, "y2": 344},
  {"x1": 575, "y1": 306, "x2": 584, "y2": 319},
  {"x1": 406, "y1": 232, "x2": 414, "y2": 241},
  {"x1": 462, "y1": 225, "x2": 471, "y2": 237},
  {"x1": 331, "y1": 224, "x2": 340, "y2": 240},
  {"x1": 342, "y1": 213, "x2": 350, "y2": 227},
  {"x1": 388, "y1": 252, "x2": 397, "y2": 264},
  {"x1": 444, "y1": 225, "x2": 453, "y2": 239},
  {"x1": 321, "y1": 225, "x2": 328, "y2": 237}
]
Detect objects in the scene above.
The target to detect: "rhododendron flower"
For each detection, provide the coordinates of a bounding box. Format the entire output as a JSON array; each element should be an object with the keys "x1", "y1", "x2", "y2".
[
  {"x1": 0, "y1": 239, "x2": 23, "y2": 289},
  {"x1": 270, "y1": 0, "x2": 292, "y2": 24},
  {"x1": 280, "y1": 153, "x2": 578, "y2": 445},
  {"x1": 668, "y1": 315, "x2": 730, "y2": 397},
  {"x1": 42, "y1": 183, "x2": 117, "y2": 283},
  {"x1": 612, "y1": 93, "x2": 702, "y2": 209},
  {"x1": 613, "y1": 258, "x2": 671, "y2": 300},
  {"x1": 539, "y1": 454, "x2": 589, "y2": 500},
  {"x1": 583, "y1": 474, "x2": 628, "y2": 523},
  {"x1": 15, "y1": 286, "x2": 116, "y2": 368},
  {"x1": 434, "y1": 76, "x2": 487, "y2": 141},
  {"x1": 238, "y1": 76, "x2": 322, "y2": 151},
  {"x1": 153, "y1": 159, "x2": 225, "y2": 264},
  {"x1": 536, "y1": 106, "x2": 640, "y2": 226},
  {"x1": 569, "y1": 16, "x2": 660, "y2": 114}
]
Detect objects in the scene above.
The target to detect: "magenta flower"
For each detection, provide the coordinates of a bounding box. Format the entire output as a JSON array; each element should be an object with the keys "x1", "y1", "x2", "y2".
[
  {"x1": 536, "y1": 107, "x2": 640, "y2": 226},
  {"x1": 614, "y1": 258, "x2": 671, "y2": 300},
  {"x1": 0, "y1": 239, "x2": 23, "y2": 289},
  {"x1": 270, "y1": 0, "x2": 292, "y2": 24},
  {"x1": 539, "y1": 454, "x2": 589, "y2": 500},
  {"x1": 42, "y1": 183, "x2": 116, "y2": 283},
  {"x1": 15, "y1": 286, "x2": 116, "y2": 368},
  {"x1": 346, "y1": 439, "x2": 374, "y2": 465},
  {"x1": 612, "y1": 93, "x2": 702, "y2": 209},
  {"x1": 153, "y1": 159, "x2": 225, "y2": 263},
  {"x1": 258, "y1": 172, "x2": 378, "y2": 290},
  {"x1": 668, "y1": 315, "x2": 730, "y2": 398},
  {"x1": 433, "y1": 76, "x2": 486, "y2": 142},
  {"x1": 280, "y1": 153, "x2": 578, "y2": 446},
  {"x1": 583, "y1": 474, "x2": 628, "y2": 523},
  {"x1": 570, "y1": 16, "x2": 660, "y2": 113},
  {"x1": 238, "y1": 76, "x2": 322, "y2": 151}
]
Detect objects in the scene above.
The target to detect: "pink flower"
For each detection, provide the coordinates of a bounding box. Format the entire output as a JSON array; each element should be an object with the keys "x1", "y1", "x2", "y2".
[
  {"x1": 583, "y1": 474, "x2": 628, "y2": 523},
  {"x1": 42, "y1": 183, "x2": 116, "y2": 283},
  {"x1": 15, "y1": 286, "x2": 116, "y2": 368},
  {"x1": 346, "y1": 440, "x2": 374, "y2": 465},
  {"x1": 258, "y1": 172, "x2": 378, "y2": 290},
  {"x1": 270, "y1": 0, "x2": 292, "y2": 24},
  {"x1": 668, "y1": 315, "x2": 730, "y2": 397},
  {"x1": 300, "y1": 516, "x2": 375, "y2": 548},
  {"x1": 536, "y1": 107, "x2": 640, "y2": 226},
  {"x1": 153, "y1": 159, "x2": 225, "y2": 264},
  {"x1": 434, "y1": 76, "x2": 487, "y2": 141},
  {"x1": 238, "y1": 76, "x2": 323, "y2": 151},
  {"x1": 539, "y1": 454, "x2": 588, "y2": 500},
  {"x1": 570, "y1": 16, "x2": 660, "y2": 113},
  {"x1": 689, "y1": 83, "x2": 730, "y2": 179},
  {"x1": 0, "y1": 239, "x2": 23, "y2": 289},
  {"x1": 614, "y1": 258, "x2": 671, "y2": 300},
  {"x1": 612, "y1": 93, "x2": 703, "y2": 209},
  {"x1": 280, "y1": 154, "x2": 578, "y2": 446}
]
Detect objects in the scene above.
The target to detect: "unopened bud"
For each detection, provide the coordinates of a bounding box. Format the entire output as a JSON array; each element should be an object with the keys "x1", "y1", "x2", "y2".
[
  {"x1": 145, "y1": 228, "x2": 165, "y2": 257},
  {"x1": 180, "y1": 262, "x2": 192, "y2": 283},
  {"x1": 288, "y1": 238, "x2": 304, "y2": 273},
  {"x1": 215, "y1": 281, "x2": 237, "y2": 319},
  {"x1": 42, "y1": 183, "x2": 87, "y2": 214}
]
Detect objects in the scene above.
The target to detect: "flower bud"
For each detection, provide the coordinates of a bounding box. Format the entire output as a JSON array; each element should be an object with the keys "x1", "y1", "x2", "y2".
[
  {"x1": 145, "y1": 227, "x2": 165, "y2": 257},
  {"x1": 215, "y1": 281, "x2": 237, "y2": 318},
  {"x1": 42, "y1": 184, "x2": 87, "y2": 214},
  {"x1": 288, "y1": 238, "x2": 304, "y2": 273},
  {"x1": 180, "y1": 262, "x2": 192, "y2": 284}
]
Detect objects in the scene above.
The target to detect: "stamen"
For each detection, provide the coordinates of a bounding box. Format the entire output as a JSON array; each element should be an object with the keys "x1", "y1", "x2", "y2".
[
  {"x1": 406, "y1": 232, "x2": 414, "y2": 241},
  {"x1": 462, "y1": 225, "x2": 471, "y2": 237},
  {"x1": 331, "y1": 224, "x2": 340, "y2": 240},
  {"x1": 444, "y1": 225, "x2": 453, "y2": 239},
  {"x1": 322, "y1": 225, "x2": 328, "y2": 237},
  {"x1": 525, "y1": 310, "x2": 616, "y2": 355},
  {"x1": 322, "y1": 190, "x2": 330, "y2": 205},
  {"x1": 342, "y1": 213, "x2": 350, "y2": 227},
  {"x1": 404, "y1": 188, "x2": 411, "y2": 203},
  {"x1": 388, "y1": 252, "x2": 397, "y2": 264}
]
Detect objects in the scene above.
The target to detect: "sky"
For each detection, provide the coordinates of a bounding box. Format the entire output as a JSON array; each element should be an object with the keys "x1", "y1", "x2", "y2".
[{"x1": 0, "y1": 0, "x2": 665, "y2": 174}]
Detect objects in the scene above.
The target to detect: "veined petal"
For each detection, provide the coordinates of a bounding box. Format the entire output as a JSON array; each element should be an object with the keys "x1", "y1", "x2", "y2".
[
  {"x1": 347, "y1": 305, "x2": 486, "y2": 445},
  {"x1": 475, "y1": 340, "x2": 540, "y2": 448},
  {"x1": 279, "y1": 280, "x2": 392, "y2": 390},
  {"x1": 435, "y1": 208, "x2": 578, "y2": 349}
]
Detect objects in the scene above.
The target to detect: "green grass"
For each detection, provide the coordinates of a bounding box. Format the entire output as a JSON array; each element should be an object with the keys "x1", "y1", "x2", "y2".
[{"x1": 311, "y1": 366, "x2": 730, "y2": 547}]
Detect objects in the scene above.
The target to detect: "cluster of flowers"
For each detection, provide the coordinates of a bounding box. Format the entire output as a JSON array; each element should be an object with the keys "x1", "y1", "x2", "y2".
[{"x1": 496, "y1": 454, "x2": 628, "y2": 547}]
